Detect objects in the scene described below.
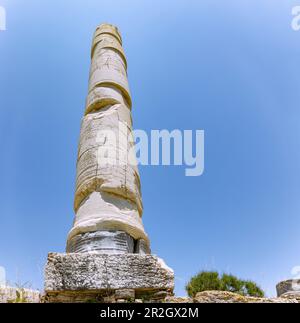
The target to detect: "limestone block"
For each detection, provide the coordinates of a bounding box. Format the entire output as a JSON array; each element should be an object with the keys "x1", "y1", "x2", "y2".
[
  {"x1": 67, "y1": 230, "x2": 135, "y2": 254},
  {"x1": 92, "y1": 33, "x2": 122, "y2": 49},
  {"x1": 164, "y1": 292, "x2": 299, "y2": 303},
  {"x1": 85, "y1": 86, "x2": 130, "y2": 114},
  {"x1": 94, "y1": 24, "x2": 122, "y2": 41},
  {"x1": 44, "y1": 253, "x2": 174, "y2": 303},
  {"x1": 67, "y1": 191, "x2": 149, "y2": 251},
  {"x1": 276, "y1": 279, "x2": 300, "y2": 297},
  {"x1": 115, "y1": 289, "x2": 135, "y2": 300},
  {"x1": 92, "y1": 38, "x2": 127, "y2": 67},
  {"x1": 90, "y1": 48, "x2": 127, "y2": 81},
  {"x1": 165, "y1": 296, "x2": 194, "y2": 303},
  {"x1": 151, "y1": 291, "x2": 169, "y2": 300},
  {"x1": 88, "y1": 57, "x2": 131, "y2": 107},
  {"x1": 193, "y1": 291, "x2": 298, "y2": 303},
  {"x1": 92, "y1": 24, "x2": 123, "y2": 53},
  {"x1": 74, "y1": 106, "x2": 142, "y2": 214},
  {"x1": 78, "y1": 105, "x2": 133, "y2": 158},
  {"x1": 116, "y1": 299, "x2": 126, "y2": 303},
  {"x1": 89, "y1": 26, "x2": 131, "y2": 108},
  {"x1": 135, "y1": 239, "x2": 151, "y2": 254},
  {"x1": 280, "y1": 292, "x2": 300, "y2": 301},
  {"x1": 88, "y1": 72, "x2": 131, "y2": 107}
]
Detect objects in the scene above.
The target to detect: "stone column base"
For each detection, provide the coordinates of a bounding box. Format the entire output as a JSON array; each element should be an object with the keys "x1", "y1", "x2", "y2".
[
  {"x1": 276, "y1": 280, "x2": 300, "y2": 298},
  {"x1": 44, "y1": 252, "x2": 174, "y2": 303}
]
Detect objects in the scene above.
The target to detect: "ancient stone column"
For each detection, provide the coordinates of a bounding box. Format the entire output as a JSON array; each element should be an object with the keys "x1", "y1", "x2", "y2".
[
  {"x1": 66, "y1": 23, "x2": 150, "y2": 255},
  {"x1": 44, "y1": 24, "x2": 174, "y2": 303},
  {"x1": 276, "y1": 280, "x2": 300, "y2": 299}
]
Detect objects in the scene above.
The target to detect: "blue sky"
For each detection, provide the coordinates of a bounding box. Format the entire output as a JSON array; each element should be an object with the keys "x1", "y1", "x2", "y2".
[{"x1": 1, "y1": 0, "x2": 300, "y2": 297}]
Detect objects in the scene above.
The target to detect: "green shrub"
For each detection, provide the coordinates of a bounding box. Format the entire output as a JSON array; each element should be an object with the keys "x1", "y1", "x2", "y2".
[
  {"x1": 186, "y1": 271, "x2": 221, "y2": 297},
  {"x1": 186, "y1": 271, "x2": 264, "y2": 298}
]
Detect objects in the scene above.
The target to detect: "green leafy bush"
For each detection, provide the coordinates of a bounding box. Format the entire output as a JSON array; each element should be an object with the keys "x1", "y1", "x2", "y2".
[{"x1": 186, "y1": 271, "x2": 264, "y2": 298}]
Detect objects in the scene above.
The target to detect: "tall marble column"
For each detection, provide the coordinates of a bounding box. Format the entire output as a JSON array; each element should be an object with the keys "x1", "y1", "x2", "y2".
[
  {"x1": 66, "y1": 24, "x2": 150, "y2": 255},
  {"x1": 44, "y1": 24, "x2": 174, "y2": 303}
]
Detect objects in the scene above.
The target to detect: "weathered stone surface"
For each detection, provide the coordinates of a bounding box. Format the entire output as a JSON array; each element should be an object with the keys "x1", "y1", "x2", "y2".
[
  {"x1": 165, "y1": 291, "x2": 299, "y2": 303},
  {"x1": 115, "y1": 289, "x2": 135, "y2": 300},
  {"x1": 67, "y1": 230, "x2": 135, "y2": 254},
  {"x1": 67, "y1": 192, "x2": 148, "y2": 252},
  {"x1": 135, "y1": 239, "x2": 151, "y2": 254},
  {"x1": 89, "y1": 34, "x2": 131, "y2": 106},
  {"x1": 116, "y1": 299, "x2": 126, "y2": 303},
  {"x1": 85, "y1": 86, "x2": 128, "y2": 115},
  {"x1": 0, "y1": 287, "x2": 40, "y2": 303},
  {"x1": 74, "y1": 107, "x2": 142, "y2": 213},
  {"x1": 92, "y1": 24, "x2": 123, "y2": 50},
  {"x1": 276, "y1": 279, "x2": 300, "y2": 297},
  {"x1": 151, "y1": 291, "x2": 169, "y2": 300},
  {"x1": 165, "y1": 296, "x2": 194, "y2": 303},
  {"x1": 44, "y1": 253, "x2": 174, "y2": 303},
  {"x1": 88, "y1": 63, "x2": 130, "y2": 107},
  {"x1": 280, "y1": 292, "x2": 300, "y2": 300},
  {"x1": 66, "y1": 23, "x2": 149, "y2": 253},
  {"x1": 44, "y1": 24, "x2": 173, "y2": 301},
  {"x1": 192, "y1": 291, "x2": 298, "y2": 303}
]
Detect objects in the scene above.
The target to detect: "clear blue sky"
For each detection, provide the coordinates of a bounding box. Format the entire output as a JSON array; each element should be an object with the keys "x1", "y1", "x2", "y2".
[{"x1": 1, "y1": 0, "x2": 300, "y2": 297}]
